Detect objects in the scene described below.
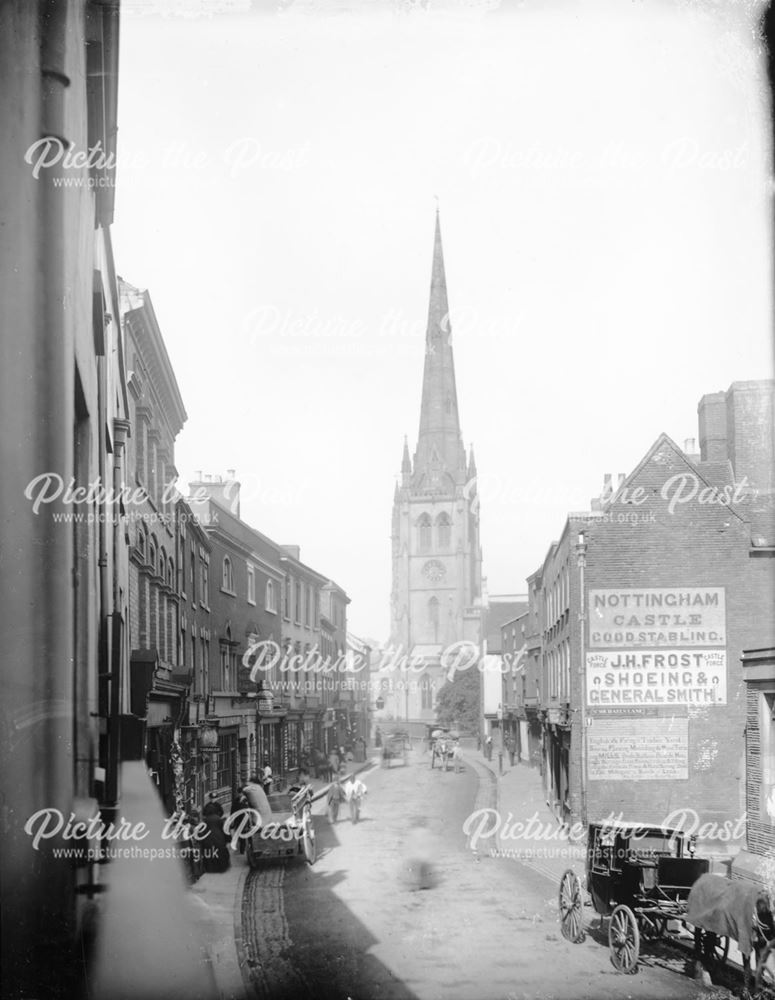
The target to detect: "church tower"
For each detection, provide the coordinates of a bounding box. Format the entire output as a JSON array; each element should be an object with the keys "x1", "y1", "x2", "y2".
[{"x1": 389, "y1": 210, "x2": 483, "y2": 723}]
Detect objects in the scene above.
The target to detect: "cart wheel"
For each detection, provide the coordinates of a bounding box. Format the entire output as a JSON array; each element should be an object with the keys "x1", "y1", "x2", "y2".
[
  {"x1": 302, "y1": 816, "x2": 316, "y2": 865},
  {"x1": 755, "y1": 939, "x2": 775, "y2": 991},
  {"x1": 558, "y1": 869, "x2": 585, "y2": 943},
  {"x1": 609, "y1": 905, "x2": 640, "y2": 974}
]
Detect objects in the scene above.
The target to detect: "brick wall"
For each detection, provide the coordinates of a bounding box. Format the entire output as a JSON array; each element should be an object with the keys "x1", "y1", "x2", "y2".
[
  {"x1": 573, "y1": 436, "x2": 774, "y2": 832},
  {"x1": 727, "y1": 381, "x2": 775, "y2": 494}
]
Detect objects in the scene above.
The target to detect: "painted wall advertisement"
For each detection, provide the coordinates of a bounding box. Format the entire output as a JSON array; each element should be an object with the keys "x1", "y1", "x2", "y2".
[
  {"x1": 589, "y1": 587, "x2": 726, "y2": 648},
  {"x1": 587, "y1": 717, "x2": 688, "y2": 781},
  {"x1": 586, "y1": 586, "x2": 726, "y2": 781},
  {"x1": 586, "y1": 649, "x2": 727, "y2": 706}
]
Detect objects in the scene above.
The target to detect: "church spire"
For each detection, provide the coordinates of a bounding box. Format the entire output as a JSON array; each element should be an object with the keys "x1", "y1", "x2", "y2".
[{"x1": 413, "y1": 208, "x2": 466, "y2": 488}]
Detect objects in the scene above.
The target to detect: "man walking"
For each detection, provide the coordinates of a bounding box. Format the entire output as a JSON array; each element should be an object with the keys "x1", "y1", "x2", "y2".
[{"x1": 452, "y1": 739, "x2": 463, "y2": 773}]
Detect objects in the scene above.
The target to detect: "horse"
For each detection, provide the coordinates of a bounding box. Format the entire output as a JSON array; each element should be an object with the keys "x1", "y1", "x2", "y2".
[{"x1": 686, "y1": 872, "x2": 775, "y2": 994}]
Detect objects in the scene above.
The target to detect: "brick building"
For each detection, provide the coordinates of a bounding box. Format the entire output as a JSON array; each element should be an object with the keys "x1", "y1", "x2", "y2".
[
  {"x1": 321, "y1": 580, "x2": 351, "y2": 750},
  {"x1": 734, "y1": 647, "x2": 775, "y2": 887},
  {"x1": 481, "y1": 596, "x2": 527, "y2": 748},
  {"x1": 278, "y1": 545, "x2": 330, "y2": 764},
  {"x1": 188, "y1": 478, "x2": 351, "y2": 789},
  {"x1": 122, "y1": 281, "x2": 192, "y2": 813},
  {"x1": 530, "y1": 381, "x2": 775, "y2": 842},
  {"x1": 0, "y1": 5, "x2": 126, "y2": 990},
  {"x1": 174, "y1": 495, "x2": 212, "y2": 812},
  {"x1": 187, "y1": 477, "x2": 287, "y2": 801},
  {"x1": 501, "y1": 609, "x2": 542, "y2": 767}
]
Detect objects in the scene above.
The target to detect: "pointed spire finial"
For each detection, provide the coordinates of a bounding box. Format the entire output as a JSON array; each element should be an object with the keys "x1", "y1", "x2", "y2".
[{"x1": 402, "y1": 435, "x2": 412, "y2": 477}]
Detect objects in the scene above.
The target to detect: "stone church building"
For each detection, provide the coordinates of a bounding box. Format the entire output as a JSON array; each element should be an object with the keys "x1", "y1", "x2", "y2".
[{"x1": 389, "y1": 212, "x2": 484, "y2": 724}]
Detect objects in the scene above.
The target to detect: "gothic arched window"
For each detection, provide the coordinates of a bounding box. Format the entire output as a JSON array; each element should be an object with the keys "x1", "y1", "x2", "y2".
[
  {"x1": 436, "y1": 512, "x2": 451, "y2": 549},
  {"x1": 418, "y1": 513, "x2": 431, "y2": 551}
]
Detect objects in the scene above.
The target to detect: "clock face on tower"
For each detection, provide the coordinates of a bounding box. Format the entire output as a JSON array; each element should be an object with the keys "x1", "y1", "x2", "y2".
[{"x1": 422, "y1": 559, "x2": 446, "y2": 583}]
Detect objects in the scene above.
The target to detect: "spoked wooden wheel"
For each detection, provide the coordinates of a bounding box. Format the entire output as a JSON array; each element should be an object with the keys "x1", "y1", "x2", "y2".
[
  {"x1": 755, "y1": 939, "x2": 775, "y2": 991},
  {"x1": 609, "y1": 904, "x2": 640, "y2": 973},
  {"x1": 558, "y1": 869, "x2": 585, "y2": 943}
]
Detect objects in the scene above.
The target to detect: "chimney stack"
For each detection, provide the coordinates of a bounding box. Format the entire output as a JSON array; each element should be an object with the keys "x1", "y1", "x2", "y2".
[
  {"x1": 698, "y1": 392, "x2": 728, "y2": 463},
  {"x1": 187, "y1": 471, "x2": 241, "y2": 518}
]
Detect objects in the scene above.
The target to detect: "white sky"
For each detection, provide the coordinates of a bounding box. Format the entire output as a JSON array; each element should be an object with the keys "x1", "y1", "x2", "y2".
[{"x1": 113, "y1": 0, "x2": 773, "y2": 643}]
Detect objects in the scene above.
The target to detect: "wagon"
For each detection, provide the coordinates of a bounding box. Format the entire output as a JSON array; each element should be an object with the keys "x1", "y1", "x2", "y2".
[
  {"x1": 243, "y1": 782, "x2": 316, "y2": 867},
  {"x1": 559, "y1": 819, "x2": 775, "y2": 990},
  {"x1": 429, "y1": 728, "x2": 454, "y2": 770},
  {"x1": 558, "y1": 820, "x2": 723, "y2": 974},
  {"x1": 381, "y1": 730, "x2": 410, "y2": 768}
]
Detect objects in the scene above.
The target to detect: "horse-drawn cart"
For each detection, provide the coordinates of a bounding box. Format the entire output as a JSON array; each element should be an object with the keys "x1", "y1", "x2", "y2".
[
  {"x1": 381, "y1": 730, "x2": 410, "y2": 768},
  {"x1": 429, "y1": 728, "x2": 455, "y2": 771},
  {"x1": 558, "y1": 819, "x2": 775, "y2": 991}
]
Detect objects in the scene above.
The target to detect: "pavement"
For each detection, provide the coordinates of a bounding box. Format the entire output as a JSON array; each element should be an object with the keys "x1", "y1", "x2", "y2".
[
  {"x1": 192, "y1": 755, "x2": 378, "y2": 1000},
  {"x1": 192, "y1": 748, "x2": 582, "y2": 998},
  {"x1": 462, "y1": 747, "x2": 755, "y2": 985},
  {"x1": 459, "y1": 748, "x2": 586, "y2": 883}
]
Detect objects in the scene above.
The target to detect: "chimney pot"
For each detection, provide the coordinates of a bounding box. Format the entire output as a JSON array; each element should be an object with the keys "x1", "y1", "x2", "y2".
[{"x1": 227, "y1": 469, "x2": 236, "y2": 479}]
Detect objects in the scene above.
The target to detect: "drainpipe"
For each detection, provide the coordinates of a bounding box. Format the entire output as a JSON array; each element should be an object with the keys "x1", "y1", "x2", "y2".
[
  {"x1": 576, "y1": 531, "x2": 588, "y2": 826},
  {"x1": 37, "y1": 0, "x2": 77, "y2": 989}
]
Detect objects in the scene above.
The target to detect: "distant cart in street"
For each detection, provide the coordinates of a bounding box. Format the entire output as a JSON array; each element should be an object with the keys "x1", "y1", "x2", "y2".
[
  {"x1": 428, "y1": 728, "x2": 457, "y2": 771},
  {"x1": 381, "y1": 730, "x2": 410, "y2": 768}
]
